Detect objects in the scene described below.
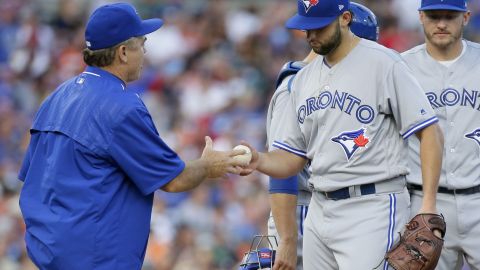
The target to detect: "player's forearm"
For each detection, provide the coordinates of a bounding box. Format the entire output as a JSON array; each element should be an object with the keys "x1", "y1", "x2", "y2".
[
  {"x1": 270, "y1": 193, "x2": 298, "y2": 269},
  {"x1": 161, "y1": 160, "x2": 208, "y2": 192},
  {"x1": 417, "y1": 124, "x2": 444, "y2": 212},
  {"x1": 257, "y1": 150, "x2": 306, "y2": 178},
  {"x1": 270, "y1": 193, "x2": 298, "y2": 242}
]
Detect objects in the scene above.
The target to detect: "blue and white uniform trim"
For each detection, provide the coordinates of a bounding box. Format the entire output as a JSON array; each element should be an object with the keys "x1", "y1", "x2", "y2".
[
  {"x1": 299, "y1": 205, "x2": 309, "y2": 236},
  {"x1": 83, "y1": 71, "x2": 101, "y2": 77},
  {"x1": 272, "y1": 141, "x2": 308, "y2": 158},
  {"x1": 81, "y1": 70, "x2": 126, "y2": 90},
  {"x1": 384, "y1": 193, "x2": 397, "y2": 270},
  {"x1": 287, "y1": 75, "x2": 296, "y2": 93},
  {"x1": 275, "y1": 61, "x2": 302, "y2": 89},
  {"x1": 401, "y1": 116, "x2": 438, "y2": 139}
]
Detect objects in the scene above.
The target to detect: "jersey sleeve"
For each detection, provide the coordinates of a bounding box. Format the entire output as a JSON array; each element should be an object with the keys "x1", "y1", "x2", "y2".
[
  {"x1": 381, "y1": 60, "x2": 438, "y2": 139},
  {"x1": 267, "y1": 75, "x2": 294, "y2": 150},
  {"x1": 271, "y1": 78, "x2": 308, "y2": 159},
  {"x1": 18, "y1": 132, "x2": 38, "y2": 182},
  {"x1": 108, "y1": 106, "x2": 185, "y2": 195}
]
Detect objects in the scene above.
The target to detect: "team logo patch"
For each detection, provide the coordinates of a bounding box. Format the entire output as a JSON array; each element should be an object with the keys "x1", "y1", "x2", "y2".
[
  {"x1": 465, "y1": 128, "x2": 480, "y2": 148},
  {"x1": 302, "y1": 0, "x2": 318, "y2": 13},
  {"x1": 331, "y1": 128, "x2": 370, "y2": 160}
]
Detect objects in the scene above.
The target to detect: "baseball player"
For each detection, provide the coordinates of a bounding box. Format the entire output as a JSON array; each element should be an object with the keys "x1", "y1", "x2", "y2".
[
  {"x1": 17, "y1": 3, "x2": 245, "y2": 270},
  {"x1": 402, "y1": 0, "x2": 480, "y2": 269},
  {"x1": 241, "y1": 0, "x2": 444, "y2": 269},
  {"x1": 267, "y1": 3, "x2": 380, "y2": 269}
]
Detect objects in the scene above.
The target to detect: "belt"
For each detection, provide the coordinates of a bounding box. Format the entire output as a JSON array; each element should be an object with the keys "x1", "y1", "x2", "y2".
[
  {"x1": 319, "y1": 176, "x2": 407, "y2": 201},
  {"x1": 324, "y1": 183, "x2": 376, "y2": 200},
  {"x1": 408, "y1": 183, "x2": 480, "y2": 195}
]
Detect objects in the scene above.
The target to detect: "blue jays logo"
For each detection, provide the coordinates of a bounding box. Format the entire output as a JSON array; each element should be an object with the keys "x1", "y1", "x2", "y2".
[
  {"x1": 331, "y1": 128, "x2": 370, "y2": 160},
  {"x1": 302, "y1": 0, "x2": 319, "y2": 13},
  {"x1": 465, "y1": 128, "x2": 480, "y2": 149}
]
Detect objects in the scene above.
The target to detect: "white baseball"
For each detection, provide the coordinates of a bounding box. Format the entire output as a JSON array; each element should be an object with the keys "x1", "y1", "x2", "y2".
[{"x1": 232, "y1": 145, "x2": 252, "y2": 165}]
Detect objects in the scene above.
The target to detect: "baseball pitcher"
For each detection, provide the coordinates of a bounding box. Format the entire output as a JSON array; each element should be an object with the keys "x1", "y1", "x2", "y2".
[
  {"x1": 266, "y1": 3, "x2": 380, "y2": 269},
  {"x1": 240, "y1": 0, "x2": 444, "y2": 269}
]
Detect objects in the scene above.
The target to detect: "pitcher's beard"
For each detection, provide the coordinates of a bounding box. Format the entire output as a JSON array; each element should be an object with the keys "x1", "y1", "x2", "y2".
[{"x1": 311, "y1": 23, "x2": 342, "y2": 56}]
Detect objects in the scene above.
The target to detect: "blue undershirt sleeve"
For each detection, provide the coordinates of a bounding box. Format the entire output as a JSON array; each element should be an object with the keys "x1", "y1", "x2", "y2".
[{"x1": 269, "y1": 176, "x2": 298, "y2": 195}]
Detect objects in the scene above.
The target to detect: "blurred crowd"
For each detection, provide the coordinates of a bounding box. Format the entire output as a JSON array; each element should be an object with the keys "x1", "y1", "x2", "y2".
[{"x1": 0, "y1": 0, "x2": 479, "y2": 269}]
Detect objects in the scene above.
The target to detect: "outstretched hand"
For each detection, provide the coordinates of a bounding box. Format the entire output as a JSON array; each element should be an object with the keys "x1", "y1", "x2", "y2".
[
  {"x1": 200, "y1": 136, "x2": 249, "y2": 178},
  {"x1": 235, "y1": 141, "x2": 260, "y2": 176}
]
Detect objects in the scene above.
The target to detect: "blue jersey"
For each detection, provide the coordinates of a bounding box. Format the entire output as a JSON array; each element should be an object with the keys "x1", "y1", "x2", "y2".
[{"x1": 18, "y1": 66, "x2": 185, "y2": 270}]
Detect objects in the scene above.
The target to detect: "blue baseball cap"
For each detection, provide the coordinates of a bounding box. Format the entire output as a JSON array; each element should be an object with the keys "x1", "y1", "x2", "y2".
[
  {"x1": 286, "y1": 0, "x2": 350, "y2": 30},
  {"x1": 419, "y1": 0, "x2": 467, "y2": 12},
  {"x1": 85, "y1": 3, "x2": 163, "y2": 50}
]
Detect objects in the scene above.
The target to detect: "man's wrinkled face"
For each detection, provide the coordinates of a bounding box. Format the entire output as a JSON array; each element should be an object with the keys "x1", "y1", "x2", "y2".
[{"x1": 125, "y1": 36, "x2": 147, "y2": 82}]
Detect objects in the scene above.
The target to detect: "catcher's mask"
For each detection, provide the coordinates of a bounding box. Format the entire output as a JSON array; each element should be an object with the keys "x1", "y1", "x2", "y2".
[{"x1": 239, "y1": 235, "x2": 277, "y2": 270}]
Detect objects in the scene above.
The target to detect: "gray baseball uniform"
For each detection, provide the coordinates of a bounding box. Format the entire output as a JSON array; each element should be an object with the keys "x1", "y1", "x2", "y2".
[
  {"x1": 273, "y1": 39, "x2": 438, "y2": 269},
  {"x1": 266, "y1": 62, "x2": 311, "y2": 270},
  {"x1": 403, "y1": 40, "x2": 480, "y2": 270}
]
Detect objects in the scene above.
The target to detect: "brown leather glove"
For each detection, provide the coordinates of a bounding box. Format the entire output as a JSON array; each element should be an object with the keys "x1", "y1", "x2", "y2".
[{"x1": 385, "y1": 214, "x2": 446, "y2": 270}]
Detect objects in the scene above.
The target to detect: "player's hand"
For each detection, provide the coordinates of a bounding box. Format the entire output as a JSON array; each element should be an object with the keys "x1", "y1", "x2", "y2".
[
  {"x1": 201, "y1": 136, "x2": 248, "y2": 178},
  {"x1": 417, "y1": 206, "x2": 443, "y2": 238},
  {"x1": 236, "y1": 141, "x2": 259, "y2": 176},
  {"x1": 273, "y1": 238, "x2": 297, "y2": 270}
]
